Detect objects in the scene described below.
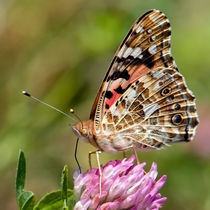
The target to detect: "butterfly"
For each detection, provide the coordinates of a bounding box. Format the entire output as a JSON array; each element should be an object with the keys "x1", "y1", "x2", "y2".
[{"x1": 72, "y1": 9, "x2": 199, "y2": 156}]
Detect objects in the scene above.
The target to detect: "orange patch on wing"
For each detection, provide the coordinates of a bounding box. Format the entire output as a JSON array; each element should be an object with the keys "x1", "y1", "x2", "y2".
[
  {"x1": 106, "y1": 92, "x2": 121, "y2": 110},
  {"x1": 129, "y1": 64, "x2": 151, "y2": 84},
  {"x1": 105, "y1": 64, "x2": 151, "y2": 110}
]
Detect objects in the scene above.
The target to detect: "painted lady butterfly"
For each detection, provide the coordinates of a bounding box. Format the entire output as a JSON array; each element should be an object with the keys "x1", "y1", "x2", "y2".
[{"x1": 72, "y1": 9, "x2": 199, "y2": 154}]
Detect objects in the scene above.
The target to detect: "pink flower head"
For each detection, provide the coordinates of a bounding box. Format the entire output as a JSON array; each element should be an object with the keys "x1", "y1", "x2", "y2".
[{"x1": 73, "y1": 155, "x2": 167, "y2": 210}]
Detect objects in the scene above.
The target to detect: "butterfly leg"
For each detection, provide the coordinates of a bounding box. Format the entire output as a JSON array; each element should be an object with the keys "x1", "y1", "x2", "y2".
[
  {"x1": 96, "y1": 151, "x2": 102, "y2": 196},
  {"x1": 132, "y1": 147, "x2": 139, "y2": 164},
  {"x1": 88, "y1": 149, "x2": 102, "y2": 169},
  {"x1": 121, "y1": 146, "x2": 140, "y2": 164},
  {"x1": 88, "y1": 150, "x2": 103, "y2": 196}
]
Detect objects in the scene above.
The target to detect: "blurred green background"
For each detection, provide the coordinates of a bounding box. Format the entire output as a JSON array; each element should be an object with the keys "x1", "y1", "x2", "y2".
[{"x1": 0, "y1": 0, "x2": 210, "y2": 209}]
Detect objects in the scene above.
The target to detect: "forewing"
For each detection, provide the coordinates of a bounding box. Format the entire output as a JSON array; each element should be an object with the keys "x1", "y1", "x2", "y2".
[
  {"x1": 90, "y1": 9, "x2": 176, "y2": 130},
  {"x1": 102, "y1": 67, "x2": 199, "y2": 150}
]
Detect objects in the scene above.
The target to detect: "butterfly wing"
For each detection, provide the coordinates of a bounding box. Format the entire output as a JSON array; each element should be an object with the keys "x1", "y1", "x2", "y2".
[
  {"x1": 101, "y1": 67, "x2": 199, "y2": 150},
  {"x1": 89, "y1": 9, "x2": 199, "y2": 151},
  {"x1": 90, "y1": 9, "x2": 177, "y2": 130}
]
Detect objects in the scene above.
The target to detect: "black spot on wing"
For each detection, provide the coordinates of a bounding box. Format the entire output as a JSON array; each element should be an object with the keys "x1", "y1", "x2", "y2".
[
  {"x1": 141, "y1": 49, "x2": 155, "y2": 68},
  {"x1": 123, "y1": 49, "x2": 154, "y2": 68},
  {"x1": 116, "y1": 56, "x2": 133, "y2": 65},
  {"x1": 114, "y1": 86, "x2": 124, "y2": 94},
  {"x1": 108, "y1": 50, "x2": 154, "y2": 82},
  {"x1": 105, "y1": 91, "x2": 113, "y2": 99},
  {"x1": 121, "y1": 69, "x2": 130, "y2": 80},
  {"x1": 114, "y1": 84, "x2": 131, "y2": 94},
  {"x1": 163, "y1": 29, "x2": 171, "y2": 37},
  {"x1": 110, "y1": 69, "x2": 130, "y2": 81}
]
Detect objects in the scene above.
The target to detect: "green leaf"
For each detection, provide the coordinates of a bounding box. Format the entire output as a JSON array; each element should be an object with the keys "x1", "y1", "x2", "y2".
[
  {"x1": 34, "y1": 190, "x2": 74, "y2": 210},
  {"x1": 18, "y1": 191, "x2": 35, "y2": 210},
  {"x1": 16, "y1": 150, "x2": 26, "y2": 198},
  {"x1": 15, "y1": 151, "x2": 35, "y2": 210},
  {"x1": 61, "y1": 165, "x2": 68, "y2": 209},
  {"x1": 67, "y1": 194, "x2": 76, "y2": 210}
]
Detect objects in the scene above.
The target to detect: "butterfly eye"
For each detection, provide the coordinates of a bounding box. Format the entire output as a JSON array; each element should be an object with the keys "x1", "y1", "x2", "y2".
[
  {"x1": 161, "y1": 87, "x2": 171, "y2": 96},
  {"x1": 171, "y1": 114, "x2": 183, "y2": 125}
]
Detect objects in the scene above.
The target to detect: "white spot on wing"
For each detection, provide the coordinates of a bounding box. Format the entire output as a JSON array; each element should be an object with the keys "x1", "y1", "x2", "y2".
[
  {"x1": 157, "y1": 20, "x2": 166, "y2": 27},
  {"x1": 127, "y1": 88, "x2": 137, "y2": 103},
  {"x1": 131, "y1": 47, "x2": 142, "y2": 58},
  {"x1": 144, "y1": 103, "x2": 159, "y2": 118},
  {"x1": 139, "y1": 54, "x2": 143, "y2": 59},
  {"x1": 151, "y1": 70, "x2": 165, "y2": 79},
  {"x1": 148, "y1": 44, "x2": 157, "y2": 55},
  {"x1": 147, "y1": 29, "x2": 152, "y2": 34},
  {"x1": 149, "y1": 12, "x2": 168, "y2": 27},
  {"x1": 136, "y1": 26, "x2": 144, "y2": 33},
  {"x1": 123, "y1": 47, "x2": 133, "y2": 58},
  {"x1": 150, "y1": 14, "x2": 160, "y2": 24},
  {"x1": 112, "y1": 110, "x2": 120, "y2": 119},
  {"x1": 151, "y1": 35, "x2": 156, "y2": 41}
]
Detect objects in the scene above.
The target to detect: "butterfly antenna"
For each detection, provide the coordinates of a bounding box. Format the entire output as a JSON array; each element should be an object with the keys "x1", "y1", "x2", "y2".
[
  {"x1": 22, "y1": 91, "x2": 77, "y2": 122},
  {"x1": 69, "y1": 108, "x2": 84, "y2": 128}
]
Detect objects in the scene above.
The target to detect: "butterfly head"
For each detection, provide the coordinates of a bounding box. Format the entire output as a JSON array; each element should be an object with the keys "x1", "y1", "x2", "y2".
[{"x1": 72, "y1": 120, "x2": 94, "y2": 142}]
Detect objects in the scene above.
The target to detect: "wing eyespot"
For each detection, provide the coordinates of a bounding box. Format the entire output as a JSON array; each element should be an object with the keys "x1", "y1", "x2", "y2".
[
  {"x1": 161, "y1": 87, "x2": 171, "y2": 96},
  {"x1": 168, "y1": 94, "x2": 174, "y2": 101},
  {"x1": 174, "y1": 103, "x2": 181, "y2": 110},
  {"x1": 171, "y1": 114, "x2": 183, "y2": 125}
]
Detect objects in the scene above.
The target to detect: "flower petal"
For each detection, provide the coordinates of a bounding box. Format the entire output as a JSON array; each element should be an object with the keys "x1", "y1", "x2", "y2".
[{"x1": 73, "y1": 155, "x2": 167, "y2": 210}]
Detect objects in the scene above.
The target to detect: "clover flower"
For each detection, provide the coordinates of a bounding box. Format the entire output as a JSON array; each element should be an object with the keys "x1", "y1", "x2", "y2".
[{"x1": 74, "y1": 155, "x2": 167, "y2": 210}]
